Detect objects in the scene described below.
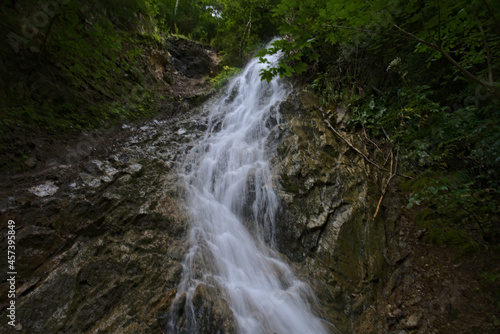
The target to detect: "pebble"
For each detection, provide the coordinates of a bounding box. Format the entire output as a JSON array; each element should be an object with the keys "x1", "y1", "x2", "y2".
[{"x1": 404, "y1": 312, "x2": 422, "y2": 329}]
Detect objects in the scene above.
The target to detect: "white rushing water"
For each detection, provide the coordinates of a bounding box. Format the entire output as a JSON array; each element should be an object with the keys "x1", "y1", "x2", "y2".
[{"x1": 169, "y1": 48, "x2": 332, "y2": 334}]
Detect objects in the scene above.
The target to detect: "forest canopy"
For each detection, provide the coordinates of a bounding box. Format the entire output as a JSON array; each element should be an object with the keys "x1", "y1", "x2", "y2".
[{"x1": 256, "y1": 0, "x2": 500, "y2": 249}]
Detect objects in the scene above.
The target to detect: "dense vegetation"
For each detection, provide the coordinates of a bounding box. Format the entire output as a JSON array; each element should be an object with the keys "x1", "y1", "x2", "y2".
[
  {"x1": 257, "y1": 0, "x2": 500, "y2": 255},
  {"x1": 1, "y1": 0, "x2": 499, "y2": 260},
  {"x1": 0, "y1": 0, "x2": 278, "y2": 170}
]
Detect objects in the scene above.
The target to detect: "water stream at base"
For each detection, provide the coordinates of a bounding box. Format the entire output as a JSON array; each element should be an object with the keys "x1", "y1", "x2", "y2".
[{"x1": 168, "y1": 48, "x2": 334, "y2": 334}]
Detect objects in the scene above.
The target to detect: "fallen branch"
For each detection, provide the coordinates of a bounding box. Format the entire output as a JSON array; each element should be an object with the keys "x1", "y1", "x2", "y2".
[
  {"x1": 357, "y1": 110, "x2": 383, "y2": 153},
  {"x1": 364, "y1": 126, "x2": 383, "y2": 153},
  {"x1": 322, "y1": 110, "x2": 385, "y2": 169},
  {"x1": 373, "y1": 148, "x2": 397, "y2": 219},
  {"x1": 321, "y1": 111, "x2": 414, "y2": 180}
]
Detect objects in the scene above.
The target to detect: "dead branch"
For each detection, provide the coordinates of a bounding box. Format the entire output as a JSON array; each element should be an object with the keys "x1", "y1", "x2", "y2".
[
  {"x1": 357, "y1": 110, "x2": 383, "y2": 153},
  {"x1": 373, "y1": 148, "x2": 397, "y2": 219},
  {"x1": 322, "y1": 111, "x2": 385, "y2": 170},
  {"x1": 321, "y1": 110, "x2": 414, "y2": 180},
  {"x1": 482, "y1": 0, "x2": 500, "y2": 37},
  {"x1": 393, "y1": 23, "x2": 500, "y2": 100}
]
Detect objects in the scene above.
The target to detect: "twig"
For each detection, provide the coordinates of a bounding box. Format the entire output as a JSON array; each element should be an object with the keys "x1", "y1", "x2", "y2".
[
  {"x1": 437, "y1": 0, "x2": 442, "y2": 47},
  {"x1": 393, "y1": 23, "x2": 500, "y2": 100},
  {"x1": 358, "y1": 110, "x2": 383, "y2": 153},
  {"x1": 373, "y1": 149, "x2": 397, "y2": 219},
  {"x1": 371, "y1": 85, "x2": 386, "y2": 97},
  {"x1": 383, "y1": 149, "x2": 392, "y2": 166},
  {"x1": 394, "y1": 145, "x2": 399, "y2": 174},
  {"x1": 321, "y1": 110, "x2": 385, "y2": 171},
  {"x1": 476, "y1": 16, "x2": 494, "y2": 85},
  {"x1": 380, "y1": 125, "x2": 391, "y2": 141},
  {"x1": 321, "y1": 110, "x2": 414, "y2": 180},
  {"x1": 464, "y1": 207, "x2": 487, "y2": 236},
  {"x1": 324, "y1": 24, "x2": 380, "y2": 35},
  {"x1": 38, "y1": 3, "x2": 61, "y2": 58},
  {"x1": 482, "y1": 0, "x2": 500, "y2": 37}
]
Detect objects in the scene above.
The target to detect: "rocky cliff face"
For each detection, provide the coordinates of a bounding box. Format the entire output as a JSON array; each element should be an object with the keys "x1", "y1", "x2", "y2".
[
  {"x1": 3, "y1": 63, "x2": 490, "y2": 333},
  {"x1": 267, "y1": 90, "x2": 387, "y2": 333},
  {"x1": 0, "y1": 83, "x2": 390, "y2": 333},
  {"x1": 266, "y1": 88, "x2": 500, "y2": 334},
  {"x1": 0, "y1": 37, "x2": 220, "y2": 333},
  {"x1": 0, "y1": 104, "x2": 214, "y2": 333}
]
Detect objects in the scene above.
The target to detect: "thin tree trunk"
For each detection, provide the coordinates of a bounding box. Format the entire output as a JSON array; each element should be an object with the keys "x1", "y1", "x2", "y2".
[{"x1": 394, "y1": 24, "x2": 500, "y2": 100}]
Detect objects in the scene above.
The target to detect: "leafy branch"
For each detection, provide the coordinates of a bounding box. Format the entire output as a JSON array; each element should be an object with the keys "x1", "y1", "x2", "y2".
[{"x1": 393, "y1": 24, "x2": 500, "y2": 100}]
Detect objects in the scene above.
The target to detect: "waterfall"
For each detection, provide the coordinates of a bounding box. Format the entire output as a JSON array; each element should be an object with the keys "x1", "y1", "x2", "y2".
[{"x1": 168, "y1": 47, "x2": 333, "y2": 334}]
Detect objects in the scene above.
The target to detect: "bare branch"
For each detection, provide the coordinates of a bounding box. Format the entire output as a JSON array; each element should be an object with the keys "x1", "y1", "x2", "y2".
[
  {"x1": 482, "y1": 0, "x2": 500, "y2": 36},
  {"x1": 374, "y1": 149, "x2": 396, "y2": 219},
  {"x1": 321, "y1": 110, "x2": 414, "y2": 180},
  {"x1": 324, "y1": 24, "x2": 380, "y2": 35},
  {"x1": 476, "y1": 17, "x2": 494, "y2": 85},
  {"x1": 393, "y1": 24, "x2": 500, "y2": 100},
  {"x1": 437, "y1": 0, "x2": 442, "y2": 47}
]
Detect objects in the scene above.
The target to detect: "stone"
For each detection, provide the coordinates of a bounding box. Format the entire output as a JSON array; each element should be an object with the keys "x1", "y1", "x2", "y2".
[
  {"x1": 124, "y1": 163, "x2": 143, "y2": 176},
  {"x1": 0, "y1": 101, "x2": 207, "y2": 333},
  {"x1": 83, "y1": 160, "x2": 104, "y2": 175},
  {"x1": 79, "y1": 172, "x2": 101, "y2": 188},
  {"x1": 0, "y1": 196, "x2": 19, "y2": 212},
  {"x1": 28, "y1": 181, "x2": 59, "y2": 197},
  {"x1": 404, "y1": 312, "x2": 423, "y2": 329}
]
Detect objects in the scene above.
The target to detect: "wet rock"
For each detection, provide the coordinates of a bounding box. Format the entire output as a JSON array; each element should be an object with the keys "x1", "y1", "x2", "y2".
[
  {"x1": 83, "y1": 160, "x2": 104, "y2": 175},
  {"x1": 0, "y1": 225, "x2": 65, "y2": 277},
  {"x1": 191, "y1": 284, "x2": 236, "y2": 333},
  {"x1": 269, "y1": 91, "x2": 384, "y2": 333},
  {"x1": 78, "y1": 172, "x2": 101, "y2": 188},
  {"x1": 28, "y1": 181, "x2": 59, "y2": 197},
  {"x1": 0, "y1": 102, "x2": 209, "y2": 333},
  {"x1": 404, "y1": 312, "x2": 423, "y2": 329},
  {"x1": 0, "y1": 196, "x2": 19, "y2": 212},
  {"x1": 123, "y1": 163, "x2": 143, "y2": 176},
  {"x1": 168, "y1": 37, "x2": 217, "y2": 79}
]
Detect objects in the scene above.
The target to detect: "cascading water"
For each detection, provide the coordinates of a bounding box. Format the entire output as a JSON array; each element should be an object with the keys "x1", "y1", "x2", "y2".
[{"x1": 168, "y1": 48, "x2": 335, "y2": 334}]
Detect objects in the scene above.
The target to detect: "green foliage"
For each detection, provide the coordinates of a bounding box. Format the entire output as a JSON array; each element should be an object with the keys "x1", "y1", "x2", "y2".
[
  {"x1": 425, "y1": 227, "x2": 471, "y2": 246},
  {"x1": 150, "y1": 0, "x2": 219, "y2": 42},
  {"x1": 0, "y1": 0, "x2": 282, "y2": 173},
  {"x1": 255, "y1": 0, "x2": 500, "y2": 249},
  {"x1": 350, "y1": 86, "x2": 449, "y2": 165},
  {"x1": 209, "y1": 66, "x2": 241, "y2": 90},
  {"x1": 208, "y1": 0, "x2": 280, "y2": 65},
  {"x1": 0, "y1": 0, "x2": 171, "y2": 172},
  {"x1": 349, "y1": 86, "x2": 500, "y2": 245},
  {"x1": 259, "y1": 0, "x2": 500, "y2": 95},
  {"x1": 483, "y1": 272, "x2": 500, "y2": 284},
  {"x1": 414, "y1": 205, "x2": 478, "y2": 256}
]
